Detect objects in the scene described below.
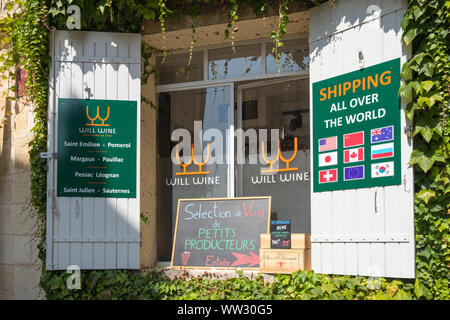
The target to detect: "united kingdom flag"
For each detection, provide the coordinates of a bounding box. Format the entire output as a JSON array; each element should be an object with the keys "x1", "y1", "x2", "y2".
[{"x1": 371, "y1": 126, "x2": 393, "y2": 143}]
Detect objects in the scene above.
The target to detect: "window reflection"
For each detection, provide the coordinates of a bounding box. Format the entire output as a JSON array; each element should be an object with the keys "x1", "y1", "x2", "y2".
[
  {"x1": 156, "y1": 86, "x2": 231, "y2": 261},
  {"x1": 266, "y1": 38, "x2": 309, "y2": 74},
  {"x1": 238, "y1": 79, "x2": 311, "y2": 233},
  {"x1": 208, "y1": 44, "x2": 261, "y2": 80},
  {"x1": 157, "y1": 51, "x2": 203, "y2": 85}
]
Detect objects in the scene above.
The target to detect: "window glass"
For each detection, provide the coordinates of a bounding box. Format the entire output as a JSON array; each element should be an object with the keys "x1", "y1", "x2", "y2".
[
  {"x1": 266, "y1": 38, "x2": 309, "y2": 74},
  {"x1": 208, "y1": 44, "x2": 261, "y2": 80},
  {"x1": 237, "y1": 79, "x2": 311, "y2": 233},
  {"x1": 156, "y1": 51, "x2": 203, "y2": 85},
  {"x1": 156, "y1": 86, "x2": 231, "y2": 260}
]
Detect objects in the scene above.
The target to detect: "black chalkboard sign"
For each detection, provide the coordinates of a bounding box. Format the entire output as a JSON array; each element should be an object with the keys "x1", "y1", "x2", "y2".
[
  {"x1": 171, "y1": 197, "x2": 271, "y2": 269},
  {"x1": 270, "y1": 220, "x2": 291, "y2": 249}
]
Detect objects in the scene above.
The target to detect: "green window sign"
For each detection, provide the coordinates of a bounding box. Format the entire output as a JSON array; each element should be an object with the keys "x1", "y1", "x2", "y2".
[
  {"x1": 57, "y1": 98, "x2": 137, "y2": 198},
  {"x1": 312, "y1": 58, "x2": 401, "y2": 192}
]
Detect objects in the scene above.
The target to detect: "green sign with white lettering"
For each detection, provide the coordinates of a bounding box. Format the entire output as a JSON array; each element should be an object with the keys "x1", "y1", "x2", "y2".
[
  {"x1": 312, "y1": 58, "x2": 401, "y2": 192},
  {"x1": 57, "y1": 98, "x2": 137, "y2": 198}
]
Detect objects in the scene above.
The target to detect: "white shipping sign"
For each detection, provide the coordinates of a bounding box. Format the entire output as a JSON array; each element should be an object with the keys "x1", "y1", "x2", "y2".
[{"x1": 309, "y1": 0, "x2": 415, "y2": 278}]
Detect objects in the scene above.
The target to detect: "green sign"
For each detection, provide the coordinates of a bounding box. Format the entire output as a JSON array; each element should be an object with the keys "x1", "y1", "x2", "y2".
[
  {"x1": 312, "y1": 58, "x2": 401, "y2": 192},
  {"x1": 57, "y1": 98, "x2": 137, "y2": 198}
]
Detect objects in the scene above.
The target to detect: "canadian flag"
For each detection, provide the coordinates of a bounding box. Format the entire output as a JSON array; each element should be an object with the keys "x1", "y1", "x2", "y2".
[
  {"x1": 319, "y1": 169, "x2": 337, "y2": 183},
  {"x1": 318, "y1": 151, "x2": 338, "y2": 167},
  {"x1": 344, "y1": 147, "x2": 364, "y2": 163}
]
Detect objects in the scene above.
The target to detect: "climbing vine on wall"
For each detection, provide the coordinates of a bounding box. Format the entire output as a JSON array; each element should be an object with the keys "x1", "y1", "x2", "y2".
[
  {"x1": 0, "y1": 0, "x2": 448, "y2": 300},
  {"x1": 0, "y1": 0, "x2": 50, "y2": 266},
  {"x1": 399, "y1": 0, "x2": 450, "y2": 300}
]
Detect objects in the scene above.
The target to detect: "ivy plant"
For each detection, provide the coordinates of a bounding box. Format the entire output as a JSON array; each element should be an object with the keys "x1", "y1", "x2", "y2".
[{"x1": 399, "y1": 0, "x2": 449, "y2": 300}]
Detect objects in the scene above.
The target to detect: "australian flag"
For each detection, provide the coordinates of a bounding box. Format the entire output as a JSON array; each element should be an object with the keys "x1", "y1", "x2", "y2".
[{"x1": 371, "y1": 126, "x2": 393, "y2": 143}]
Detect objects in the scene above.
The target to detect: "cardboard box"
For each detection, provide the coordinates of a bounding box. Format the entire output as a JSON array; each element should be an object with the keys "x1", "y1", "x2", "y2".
[
  {"x1": 260, "y1": 233, "x2": 311, "y2": 249},
  {"x1": 259, "y1": 248, "x2": 311, "y2": 274}
]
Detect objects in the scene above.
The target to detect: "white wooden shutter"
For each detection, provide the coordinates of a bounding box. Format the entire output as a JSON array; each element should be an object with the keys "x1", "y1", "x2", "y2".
[
  {"x1": 309, "y1": 0, "x2": 415, "y2": 278},
  {"x1": 46, "y1": 30, "x2": 141, "y2": 270}
]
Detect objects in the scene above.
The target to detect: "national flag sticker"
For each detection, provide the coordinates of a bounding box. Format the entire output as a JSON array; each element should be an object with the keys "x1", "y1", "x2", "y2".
[
  {"x1": 371, "y1": 161, "x2": 394, "y2": 178},
  {"x1": 371, "y1": 142, "x2": 394, "y2": 160},
  {"x1": 319, "y1": 168, "x2": 338, "y2": 183},
  {"x1": 318, "y1": 136, "x2": 337, "y2": 152},
  {"x1": 344, "y1": 147, "x2": 364, "y2": 163},
  {"x1": 343, "y1": 165, "x2": 364, "y2": 181},
  {"x1": 371, "y1": 125, "x2": 394, "y2": 143},
  {"x1": 318, "y1": 151, "x2": 338, "y2": 167},
  {"x1": 343, "y1": 131, "x2": 364, "y2": 148}
]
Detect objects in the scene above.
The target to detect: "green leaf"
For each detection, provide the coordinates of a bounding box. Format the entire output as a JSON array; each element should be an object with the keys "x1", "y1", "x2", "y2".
[
  {"x1": 421, "y1": 81, "x2": 435, "y2": 93},
  {"x1": 403, "y1": 28, "x2": 418, "y2": 46},
  {"x1": 421, "y1": 62, "x2": 434, "y2": 77},
  {"x1": 414, "y1": 116, "x2": 441, "y2": 142},
  {"x1": 412, "y1": 6, "x2": 425, "y2": 19},
  {"x1": 50, "y1": 275, "x2": 65, "y2": 290},
  {"x1": 143, "y1": 10, "x2": 156, "y2": 21},
  {"x1": 399, "y1": 82, "x2": 412, "y2": 100},
  {"x1": 414, "y1": 279, "x2": 433, "y2": 299},
  {"x1": 417, "y1": 189, "x2": 436, "y2": 204},
  {"x1": 400, "y1": 61, "x2": 412, "y2": 79},
  {"x1": 400, "y1": 12, "x2": 412, "y2": 30},
  {"x1": 393, "y1": 289, "x2": 412, "y2": 300},
  {"x1": 409, "y1": 149, "x2": 434, "y2": 172}
]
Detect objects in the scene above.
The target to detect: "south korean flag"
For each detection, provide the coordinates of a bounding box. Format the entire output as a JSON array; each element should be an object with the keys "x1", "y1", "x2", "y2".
[{"x1": 371, "y1": 161, "x2": 394, "y2": 178}]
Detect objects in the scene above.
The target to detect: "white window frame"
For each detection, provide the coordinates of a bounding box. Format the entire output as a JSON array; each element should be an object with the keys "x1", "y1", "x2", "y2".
[{"x1": 155, "y1": 34, "x2": 309, "y2": 94}]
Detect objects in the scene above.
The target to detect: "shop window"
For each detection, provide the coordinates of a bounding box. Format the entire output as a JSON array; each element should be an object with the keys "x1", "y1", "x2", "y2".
[
  {"x1": 208, "y1": 44, "x2": 261, "y2": 80},
  {"x1": 156, "y1": 51, "x2": 203, "y2": 85},
  {"x1": 266, "y1": 38, "x2": 309, "y2": 74},
  {"x1": 237, "y1": 79, "x2": 310, "y2": 233},
  {"x1": 157, "y1": 86, "x2": 231, "y2": 261},
  {"x1": 155, "y1": 37, "x2": 310, "y2": 262}
]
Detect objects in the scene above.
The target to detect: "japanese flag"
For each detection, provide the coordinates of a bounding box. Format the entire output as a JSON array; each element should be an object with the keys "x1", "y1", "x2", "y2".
[{"x1": 318, "y1": 151, "x2": 338, "y2": 167}]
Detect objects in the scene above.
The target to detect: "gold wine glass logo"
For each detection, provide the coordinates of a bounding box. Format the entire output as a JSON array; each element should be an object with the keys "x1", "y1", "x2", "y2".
[
  {"x1": 260, "y1": 137, "x2": 298, "y2": 174},
  {"x1": 86, "y1": 105, "x2": 110, "y2": 126},
  {"x1": 175, "y1": 143, "x2": 211, "y2": 175}
]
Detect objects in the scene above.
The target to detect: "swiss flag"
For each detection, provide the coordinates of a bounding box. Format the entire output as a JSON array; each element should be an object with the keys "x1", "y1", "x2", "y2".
[
  {"x1": 344, "y1": 147, "x2": 364, "y2": 163},
  {"x1": 319, "y1": 169, "x2": 337, "y2": 183}
]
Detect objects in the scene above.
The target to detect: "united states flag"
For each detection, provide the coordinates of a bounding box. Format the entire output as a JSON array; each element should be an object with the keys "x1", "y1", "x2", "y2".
[{"x1": 319, "y1": 136, "x2": 337, "y2": 152}]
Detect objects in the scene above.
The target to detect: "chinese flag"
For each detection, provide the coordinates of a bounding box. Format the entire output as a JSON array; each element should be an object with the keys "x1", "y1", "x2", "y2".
[{"x1": 344, "y1": 131, "x2": 364, "y2": 148}]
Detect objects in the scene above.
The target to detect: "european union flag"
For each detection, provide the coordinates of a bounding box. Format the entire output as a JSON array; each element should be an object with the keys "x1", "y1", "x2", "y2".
[
  {"x1": 371, "y1": 126, "x2": 393, "y2": 143},
  {"x1": 344, "y1": 165, "x2": 364, "y2": 181}
]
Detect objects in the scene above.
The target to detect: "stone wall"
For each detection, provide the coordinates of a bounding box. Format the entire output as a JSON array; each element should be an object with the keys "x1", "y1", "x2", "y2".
[{"x1": 0, "y1": 76, "x2": 43, "y2": 299}]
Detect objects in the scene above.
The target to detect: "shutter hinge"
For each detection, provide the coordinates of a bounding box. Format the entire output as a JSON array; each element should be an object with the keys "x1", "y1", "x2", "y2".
[
  {"x1": 39, "y1": 152, "x2": 57, "y2": 159},
  {"x1": 404, "y1": 125, "x2": 413, "y2": 139}
]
